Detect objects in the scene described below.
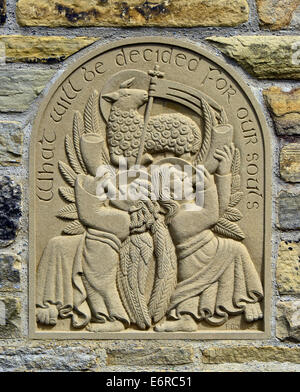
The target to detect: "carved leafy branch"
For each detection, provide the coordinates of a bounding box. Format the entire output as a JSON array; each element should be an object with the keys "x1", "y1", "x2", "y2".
[
  {"x1": 57, "y1": 89, "x2": 108, "y2": 235},
  {"x1": 213, "y1": 147, "x2": 245, "y2": 241}
]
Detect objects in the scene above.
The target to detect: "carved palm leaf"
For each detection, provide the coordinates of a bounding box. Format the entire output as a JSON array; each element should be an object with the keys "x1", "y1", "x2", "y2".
[
  {"x1": 58, "y1": 90, "x2": 112, "y2": 233},
  {"x1": 231, "y1": 174, "x2": 241, "y2": 195},
  {"x1": 229, "y1": 191, "x2": 243, "y2": 208},
  {"x1": 57, "y1": 90, "x2": 109, "y2": 233},
  {"x1": 231, "y1": 147, "x2": 241, "y2": 177},
  {"x1": 84, "y1": 90, "x2": 102, "y2": 135},
  {"x1": 213, "y1": 218, "x2": 245, "y2": 241},
  {"x1": 57, "y1": 111, "x2": 84, "y2": 230},
  {"x1": 72, "y1": 111, "x2": 87, "y2": 174},
  {"x1": 63, "y1": 220, "x2": 85, "y2": 235},
  {"x1": 223, "y1": 207, "x2": 243, "y2": 222},
  {"x1": 65, "y1": 135, "x2": 84, "y2": 175},
  {"x1": 58, "y1": 161, "x2": 77, "y2": 188},
  {"x1": 59, "y1": 187, "x2": 75, "y2": 203},
  {"x1": 57, "y1": 203, "x2": 78, "y2": 220}
]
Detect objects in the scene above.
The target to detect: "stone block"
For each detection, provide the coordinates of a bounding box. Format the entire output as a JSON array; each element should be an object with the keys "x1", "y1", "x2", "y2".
[
  {"x1": 263, "y1": 87, "x2": 300, "y2": 136},
  {"x1": 16, "y1": 0, "x2": 249, "y2": 27},
  {"x1": 0, "y1": 177, "x2": 21, "y2": 248},
  {"x1": 256, "y1": 0, "x2": 300, "y2": 30},
  {"x1": 0, "y1": 346, "x2": 101, "y2": 370},
  {"x1": 0, "y1": 121, "x2": 23, "y2": 166},
  {"x1": 207, "y1": 36, "x2": 300, "y2": 79},
  {"x1": 280, "y1": 144, "x2": 300, "y2": 183},
  {"x1": 0, "y1": 297, "x2": 21, "y2": 339},
  {"x1": 277, "y1": 241, "x2": 300, "y2": 294},
  {"x1": 277, "y1": 191, "x2": 300, "y2": 230},
  {"x1": 277, "y1": 301, "x2": 300, "y2": 342},
  {"x1": 107, "y1": 346, "x2": 194, "y2": 366},
  {"x1": 202, "y1": 346, "x2": 300, "y2": 364},
  {"x1": 0, "y1": 35, "x2": 99, "y2": 63},
  {"x1": 0, "y1": 68, "x2": 55, "y2": 112},
  {"x1": 0, "y1": 254, "x2": 21, "y2": 291}
]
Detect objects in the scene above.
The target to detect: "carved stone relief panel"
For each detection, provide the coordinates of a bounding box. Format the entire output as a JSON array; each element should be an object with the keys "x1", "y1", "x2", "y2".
[{"x1": 29, "y1": 37, "x2": 271, "y2": 339}]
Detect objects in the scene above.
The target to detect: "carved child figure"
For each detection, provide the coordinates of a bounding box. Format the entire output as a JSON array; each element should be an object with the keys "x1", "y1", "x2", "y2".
[
  {"x1": 36, "y1": 171, "x2": 131, "y2": 332},
  {"x1": 154, "y1": 144, "x2": 264, "y2": 332}
]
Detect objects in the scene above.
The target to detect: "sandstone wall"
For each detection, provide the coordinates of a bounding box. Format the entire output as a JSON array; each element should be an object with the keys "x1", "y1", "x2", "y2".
[{"x1": 0, "y1": 0, "x2": 300, "y2": 372}]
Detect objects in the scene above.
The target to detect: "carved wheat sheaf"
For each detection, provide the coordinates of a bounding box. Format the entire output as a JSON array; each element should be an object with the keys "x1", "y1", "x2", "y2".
[
  {"x1": 117, "y1": 232, "x2": 153, "y2": 330},
  {"x1": 213, "y1": 147, "x2": 245, "y2": 241},
  {"x1": 57, "y1": 89, "x2": 108, "y2": 235},
  {"x1": 148, "y1": 222, "x2": 177, "y2": 324}
]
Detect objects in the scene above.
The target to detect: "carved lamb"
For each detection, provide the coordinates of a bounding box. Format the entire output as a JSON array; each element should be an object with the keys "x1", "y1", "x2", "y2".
[{"x1": 102, "y1": 78, "x2": 202, "y2": 167}]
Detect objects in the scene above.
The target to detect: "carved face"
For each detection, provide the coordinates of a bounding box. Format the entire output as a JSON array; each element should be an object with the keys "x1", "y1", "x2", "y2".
[{"x1": 103, "y1": 88, "x2": 148, "y2": 111}]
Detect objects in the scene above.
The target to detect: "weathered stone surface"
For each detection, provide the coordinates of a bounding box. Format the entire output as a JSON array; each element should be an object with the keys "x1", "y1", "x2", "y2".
[
  {"x1": 0, "y1": 121, "x2": 23, "y2": 166},
  {"x1": 0, "y1": 297, "x2": 21, "y2": 338},
  {"x1": 276, "y1": 241, "x2": 300, "y2": 294},
  {"x1": 0, "y1": 177, "x2": 21, "y2": 248},
  {"x1": 280, "y1": 144, "x2": 300, "y2": 182},
  {"x1": 256, "y1": 0, "x2": 300, "y2": 30},
  {"x1": 277, "y1": 191, "x2": 300, "y2": 230},
  {"x1": 107, "y1": 346, "x2": 194, "y2": 366},
  {"x1": 202, "y1": 346, "x2": 300, "y2": 364},
  {"x1": 0, "y1": 0, "x2": 6, "y2": 24},
  {"x1": 0, "y1": 68, "x2": 55, "y2": 112},
  {"x1": 277, "y1": 301, "x2": 300, "y2": 342},
  {"x1": 263, "y1": 87, "x2": 300, "y2": 136},
  {"x1": 0, "y1": 35, "x2": 99, "y2": 63},
  {"x1": 0, "y1": 346, "x2": 100, "y2": 371},
  {"x1": 207, "y1": 36, "x2": 300, "y2": 79},
  {"x1": 16, "y1": 0, "x2": 249, "y2": 27},
  {"x1": 0, "y1": 254, "x2": 21, "y2": 291}
]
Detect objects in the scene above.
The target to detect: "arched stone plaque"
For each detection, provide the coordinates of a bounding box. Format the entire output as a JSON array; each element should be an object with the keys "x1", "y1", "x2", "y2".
[{"x1": 29, "y1": 37, "x2": 271, "y2": 339}]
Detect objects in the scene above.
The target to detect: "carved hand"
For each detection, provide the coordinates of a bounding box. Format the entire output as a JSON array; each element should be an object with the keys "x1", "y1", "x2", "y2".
[
  {"x1": 202, "y1": 167, "x2": 215, "y2": 190},
  {"x1": 214, "y1": 143, "x2": 235, "y2": 176}
]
